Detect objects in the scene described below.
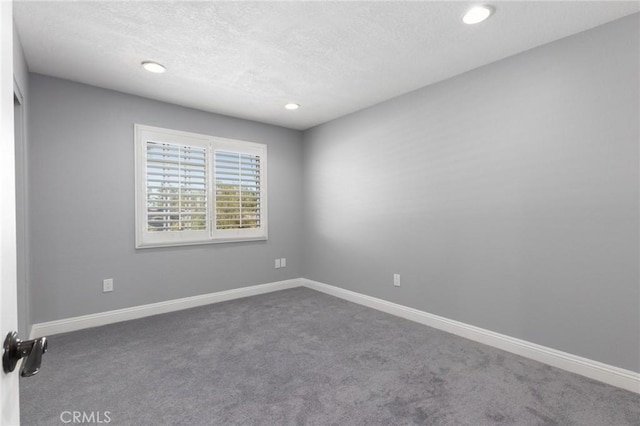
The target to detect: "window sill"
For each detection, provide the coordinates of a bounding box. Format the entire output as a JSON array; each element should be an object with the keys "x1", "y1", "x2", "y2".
[{"x1": 135, "y1": 236, "x2": 268, "y2": 249}]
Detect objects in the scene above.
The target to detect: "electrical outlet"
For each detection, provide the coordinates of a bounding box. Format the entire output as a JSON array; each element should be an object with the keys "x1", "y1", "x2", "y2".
[
  {"x1": 103, "y1": 278, "x2": 114, "y2": 292},
  {"x1": 280, "y1": 258, "x2": 286, "y2": 268},
  {"x1": 275, "y1": 259, "x2": 281, "y2": 269},
  {"x1": 393, "y1": 274, "x2": 401, "y2": 287}
]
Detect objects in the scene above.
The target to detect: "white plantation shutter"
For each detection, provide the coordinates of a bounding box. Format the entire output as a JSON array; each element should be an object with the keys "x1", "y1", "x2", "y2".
[
  {"x1": 146, "y1": 141, "x2": 208, "y2": 232},
  {"x1": 211, "y1": 139, "x2": 267, "y2": 240},
  {"x1": 135, "y1": 124, "x2": 267, "y2": 248},
  {"x1": 214, "y1": 150, "x2": 262, "y2": 230}
]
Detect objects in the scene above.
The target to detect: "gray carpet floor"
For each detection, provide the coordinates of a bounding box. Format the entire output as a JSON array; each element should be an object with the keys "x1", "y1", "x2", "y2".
[{"x1": 21, "y1": 288, "x2": 639, "y2": 425}]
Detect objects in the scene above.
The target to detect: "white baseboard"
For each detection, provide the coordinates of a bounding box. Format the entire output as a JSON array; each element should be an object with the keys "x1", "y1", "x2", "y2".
[
  {"x1": 301, "y1": 278, "x2": 640, "y2": 394},
  {"x1": 29, "y1": 278, "x2": 302, "y2": 339},
  {"x1": 29, "y1": 276, "x2": 639, "y2": 393}
]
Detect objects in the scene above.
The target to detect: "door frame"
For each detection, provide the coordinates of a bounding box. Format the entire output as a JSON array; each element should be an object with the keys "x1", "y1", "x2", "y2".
[{"x1": 1, "y1": 0, "x2": 21, "y2": 423}]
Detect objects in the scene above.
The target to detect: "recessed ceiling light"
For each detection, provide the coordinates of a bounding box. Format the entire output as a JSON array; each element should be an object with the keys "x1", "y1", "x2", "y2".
[
  {"x1": 463, "y1": 5, "x2": 493, "y2": 25},
  {"x1": 141, "y1": 61, "x2": 166, "y2": 73},
  {"x1": 284, "y1": 103, "x2": 300, "y2": 110}
]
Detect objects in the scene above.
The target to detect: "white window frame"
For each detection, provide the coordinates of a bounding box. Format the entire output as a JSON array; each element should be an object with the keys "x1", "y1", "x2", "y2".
[{"x1": 135, "y1": 124, "x2": 268, "y2": 248}]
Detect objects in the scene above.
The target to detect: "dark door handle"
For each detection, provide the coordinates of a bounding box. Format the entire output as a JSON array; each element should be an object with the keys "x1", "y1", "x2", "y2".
[{"x1": 2, "y1": 331, "x2": 48, "y2": 377}]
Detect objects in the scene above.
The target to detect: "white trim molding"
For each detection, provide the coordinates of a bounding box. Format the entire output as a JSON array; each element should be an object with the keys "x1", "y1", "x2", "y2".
[
  {"x1": 29, "y1": 277, "x2": 639, "y2": 393},
  {"x1": 29, "y1": 278, "x2": 302, "y2": 339},
  {"x1": 301, "y1": 279, "x2": 640, "y2": 394}
]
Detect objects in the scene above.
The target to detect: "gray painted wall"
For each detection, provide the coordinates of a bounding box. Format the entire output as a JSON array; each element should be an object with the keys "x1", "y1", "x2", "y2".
[
  {"x1": 28, "y1": 74, "x2": 304, "y2": 323},
  {"x1": 302, "y1": 15, "x2": 639, "y2": 372}
]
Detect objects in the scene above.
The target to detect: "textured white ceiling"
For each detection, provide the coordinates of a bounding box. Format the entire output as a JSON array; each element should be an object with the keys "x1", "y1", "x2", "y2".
[{"x1": 14, "y1": 1, "x2": 639, "y2": 130}]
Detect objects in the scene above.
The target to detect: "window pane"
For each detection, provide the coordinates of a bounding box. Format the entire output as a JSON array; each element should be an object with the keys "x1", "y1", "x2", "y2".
[
  {"x1": 146, "y1": 141, "x2": 208, "y2": 232},
  {"x1": 214, "y1": 150, "x2": 261, "y2": 230}
]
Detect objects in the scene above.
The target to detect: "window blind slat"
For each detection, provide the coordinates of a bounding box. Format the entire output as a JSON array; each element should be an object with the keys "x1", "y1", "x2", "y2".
[
  {"x1": 145, "y1": 140, "x2": 208, "y2": 232},
  {"x1": 214, "y1": 150, "x2": 262, "y2": 230}
]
